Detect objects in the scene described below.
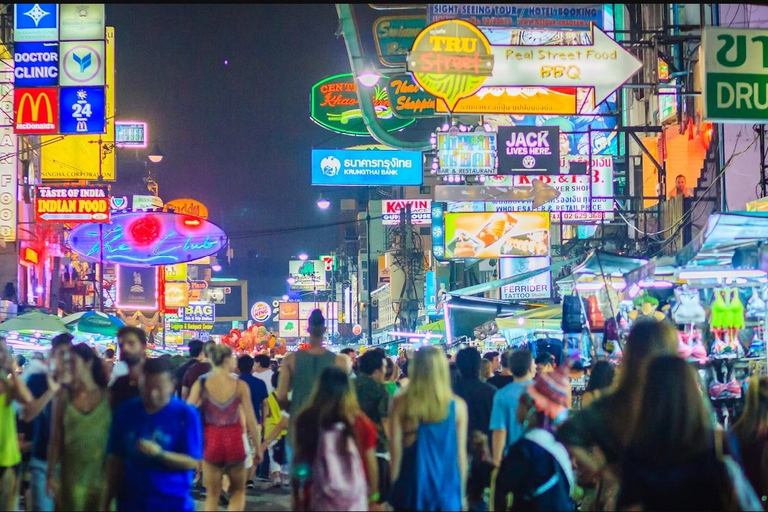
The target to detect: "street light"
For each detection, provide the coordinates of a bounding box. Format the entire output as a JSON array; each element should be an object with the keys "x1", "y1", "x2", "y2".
[
  {"x1": 148, "y1": 143, "x2": 164, "y2": 163},
  {"x1": 211, "y1": 264, "x2": 222, "y2": 272},
  {"x1": 316, "y1": 194, "x2": 331, "y2": 210},
  {"x1": 287, "y1": 277, "x2": 296, "y2": 285},
  {"x1": 282, "y1": 294, "x2": 289, "y2": 301},
  {"x1": 298, "y1": 253, "x2": 309, "y2": 261}
]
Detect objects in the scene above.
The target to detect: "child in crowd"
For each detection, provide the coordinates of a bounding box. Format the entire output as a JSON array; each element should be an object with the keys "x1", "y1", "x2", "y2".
[{"x1": 466, "y1": 431, "x2": 495, "y2": 512}]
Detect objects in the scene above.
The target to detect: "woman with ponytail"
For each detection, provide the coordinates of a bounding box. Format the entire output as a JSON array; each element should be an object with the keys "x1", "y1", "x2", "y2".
[
  {"x1": 187, "y1": 343, "x2": 262, "y2": 511},
  {"x1": 47, "y1": 343, "x2": 111, "y2": 510},
  {"x1": 731, "y1": 375, "x2": 768, "y2": 507}
]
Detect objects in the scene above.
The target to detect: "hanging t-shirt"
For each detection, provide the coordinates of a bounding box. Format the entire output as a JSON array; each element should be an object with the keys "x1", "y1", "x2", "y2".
[{"x1": 107, "y1": 397, "x2": 203, "y2": 512}]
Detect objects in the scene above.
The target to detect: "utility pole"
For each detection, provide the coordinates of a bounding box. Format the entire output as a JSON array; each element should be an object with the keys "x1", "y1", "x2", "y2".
[{"x1": 366, "y1": 186, "x2": 373, "y2": 345}]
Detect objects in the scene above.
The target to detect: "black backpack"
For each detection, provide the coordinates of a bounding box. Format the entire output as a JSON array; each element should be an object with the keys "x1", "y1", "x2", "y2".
[{"x1": 562, "y1": 296, "x2": 585, "y2": 334}]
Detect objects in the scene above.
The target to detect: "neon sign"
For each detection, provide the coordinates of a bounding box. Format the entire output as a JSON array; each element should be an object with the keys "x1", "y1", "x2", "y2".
[{"x1": 67, "y1": 211, "x2": 227, "y2": 266}]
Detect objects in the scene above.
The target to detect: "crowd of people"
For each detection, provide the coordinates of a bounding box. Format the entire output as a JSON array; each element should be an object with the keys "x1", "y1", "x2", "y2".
[{"x1": 2, "y1": 313, "x2": 768, "y2": 511}]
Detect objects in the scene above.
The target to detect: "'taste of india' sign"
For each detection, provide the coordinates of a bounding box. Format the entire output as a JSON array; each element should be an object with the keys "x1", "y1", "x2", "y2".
[
  {"x1": 407, "y1": 20, "x2": 494, "y2": 110},
  {"x1": 36, "y1": 185, "x2": 110, "y2": 223}
]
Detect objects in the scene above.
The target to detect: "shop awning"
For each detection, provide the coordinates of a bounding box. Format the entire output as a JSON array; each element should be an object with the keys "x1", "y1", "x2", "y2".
[
  {"x1": 449, "y1": 256, "x2": 581, "y2": 297},
  {"x1": 556, "y1": 251, "x2": 648, "y2": 290},
  {"x1": 417, "y1": 320, "x2": 444, "y2": 333},
  {"x1": 678, "y1": 211, "x2": 768, "y2": 268}
]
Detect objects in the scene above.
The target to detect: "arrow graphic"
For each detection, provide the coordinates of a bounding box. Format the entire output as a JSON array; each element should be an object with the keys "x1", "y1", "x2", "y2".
[
  {"x1": 486, "y1": 26, "x2": 642, "y2": 106},
  {"x1": 435, "y1": 179, "x2": 561, "y2": 208},
  {"x1": 40, "y1": 213, "x2": 96, "y2": 221}
]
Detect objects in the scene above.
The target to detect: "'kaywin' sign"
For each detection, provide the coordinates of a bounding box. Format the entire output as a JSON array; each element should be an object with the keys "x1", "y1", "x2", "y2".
[
  {"x1": 311, "y1": 149, "x2": 423, "y2": 186},
  {"x1": 702, "y1": 27, "x2": 768, "y2": 123}
]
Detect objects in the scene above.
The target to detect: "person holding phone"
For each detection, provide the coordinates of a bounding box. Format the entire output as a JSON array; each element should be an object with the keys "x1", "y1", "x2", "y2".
[{"x1": 0, "y1": 335, "x2": 33, "y2": 509}]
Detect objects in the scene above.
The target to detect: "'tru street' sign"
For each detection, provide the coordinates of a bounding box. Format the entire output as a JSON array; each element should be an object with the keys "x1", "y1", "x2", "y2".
[{"x1": 407, "y1": 20, "x2": 641, "y2": 110}]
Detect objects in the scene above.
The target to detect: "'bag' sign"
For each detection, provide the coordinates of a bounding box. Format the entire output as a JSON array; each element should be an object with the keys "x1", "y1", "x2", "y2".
[{"x1": 702, "y1": 27, "x2": 768, "y2": 123}]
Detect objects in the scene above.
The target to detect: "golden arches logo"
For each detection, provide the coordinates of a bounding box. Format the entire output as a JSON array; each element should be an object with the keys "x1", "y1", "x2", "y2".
[
  {"x1": 407, "y1": 20, "x2": 494, "y2": 111},
  {"x1": 16, "y1": 91, "x2": 54, "y2": 123}
]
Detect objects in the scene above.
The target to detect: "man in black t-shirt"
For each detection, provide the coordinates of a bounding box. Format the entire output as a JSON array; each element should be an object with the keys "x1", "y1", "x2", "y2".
[
  {"x1": 174, "y1": 339, "x2": 203, "y2": 398},
  {"x1": 109, "y1": 326, "x2": 147, "y2": 410},
  {"x1": 487, "y1": 351, "x2": 516, "y2": 390}
]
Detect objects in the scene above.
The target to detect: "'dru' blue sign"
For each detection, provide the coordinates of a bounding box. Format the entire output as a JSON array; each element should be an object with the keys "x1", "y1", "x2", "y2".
[
  {"x1": 59, "y1": 86, "x2": 105, "y2": 134},
  {"x1": 311, "y1": 149, "x2": 423, "y2": 186},
  {"x1": 13, "y1": 42, "x2": 59, "y2": 87},
  {"x1": 14, "y1": 4, "x2": 59, "y2": 42}
]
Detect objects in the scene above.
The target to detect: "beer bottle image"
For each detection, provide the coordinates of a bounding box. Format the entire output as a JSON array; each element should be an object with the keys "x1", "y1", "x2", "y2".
[{"x1": 475, "y1": 213, "x2": 518, "y2": 248}]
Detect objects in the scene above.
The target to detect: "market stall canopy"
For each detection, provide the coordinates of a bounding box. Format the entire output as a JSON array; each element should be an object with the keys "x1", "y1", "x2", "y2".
[
  {"x1": 63, "y1": 311, "x2": 125, "y2": 336},
  {"x1": 450, "y1": 256, "x2": 581, "y2": 297},
  {"x1": 496, "y1": 305, "x2": 562, "y2": 331},
  {"x1": 556, "y1": 251, "x2": 648, "y2": 292},
  {"x1": 0, "y1": 311, "x2": 70, "y2": 334},
  {"x1": 677, "y1": 212, "x2": 768, "y2": 268},
  {"x1": 416, "y1": 319, "x2": 444, "y2": 333}
]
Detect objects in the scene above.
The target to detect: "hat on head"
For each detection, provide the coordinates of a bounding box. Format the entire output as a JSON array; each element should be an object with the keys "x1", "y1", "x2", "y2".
[{"x1": 527, "y1": 364, "x2": 571, "y2": 420}]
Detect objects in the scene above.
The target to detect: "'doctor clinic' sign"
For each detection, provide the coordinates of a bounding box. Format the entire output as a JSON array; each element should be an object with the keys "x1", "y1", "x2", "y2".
[
  {"x1": 311, "y1": 149, "x2": 423, "y2": 186},
  {"x1": 702, "y1": 27, "x2": 768, "y2": 123}
]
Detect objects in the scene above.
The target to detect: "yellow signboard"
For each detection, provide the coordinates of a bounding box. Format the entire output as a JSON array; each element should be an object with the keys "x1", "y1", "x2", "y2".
[
  {"x1": 435, "y1": 87, "x2": 579, "y2": 115},
  {"x1": 164, "y1": 198, "x2": 209, "y2": 219},
  {"x1": 407, "y1": 20, "x2": 493, "y2": 110},
  {"x1": 164, "y1": 263, "x2": 188, "y2": 282},
  {"x1": 164, "y1": 282, "x2": 189, "y2": 308},
  {"x1": 40, "y1": 27, "x2": 116, "y2": 180}
]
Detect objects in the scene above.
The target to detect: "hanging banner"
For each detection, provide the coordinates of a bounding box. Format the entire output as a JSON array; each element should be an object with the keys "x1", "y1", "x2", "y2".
[
  {"x1": 373, "y1": 16, "x2": 426, "y2": 67},
  {"x1": 497, "y1": 126, "x2": 560, "y2": 174},
  {"x1": 116, "y1": 265, "x2": 158, "y2": 310},
  {"x1": 35, "y1": 185, "x2": 110, "y2": 223},
  {"x1": 310, "y1": 73, "x2": 415, "y2": 136}
]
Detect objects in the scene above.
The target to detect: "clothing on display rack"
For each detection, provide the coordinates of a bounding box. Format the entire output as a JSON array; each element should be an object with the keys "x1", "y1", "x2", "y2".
[
  {"x1": 671, "y1": 287, "x2": 706, "y2": 325},
  {"x1": 746, "y1": 288, "x2": 767, "y2": 319},
  {"x1": 710, "y1": 288, "x2": 745, "y2": 331}
]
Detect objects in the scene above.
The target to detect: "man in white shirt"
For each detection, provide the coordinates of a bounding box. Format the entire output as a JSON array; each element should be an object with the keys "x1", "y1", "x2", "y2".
[{"x1": 253, "y1": 354, "x2": 274, "y2": 393}]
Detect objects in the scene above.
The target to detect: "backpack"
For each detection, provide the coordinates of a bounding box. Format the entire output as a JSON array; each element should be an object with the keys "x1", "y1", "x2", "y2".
[{"x1": 309, "y1": 422, "x2": 368, "y2": 511}]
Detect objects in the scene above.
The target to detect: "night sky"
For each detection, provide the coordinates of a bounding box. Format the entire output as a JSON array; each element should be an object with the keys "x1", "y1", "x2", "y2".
[{"x1": 108, "y1": 4, "x2": 355, "y2": 297}]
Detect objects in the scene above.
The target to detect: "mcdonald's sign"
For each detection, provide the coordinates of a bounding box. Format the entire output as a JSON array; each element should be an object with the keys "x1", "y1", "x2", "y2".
[{"x1": 13, "y1": 87, "x2": 59, "y2": 135}]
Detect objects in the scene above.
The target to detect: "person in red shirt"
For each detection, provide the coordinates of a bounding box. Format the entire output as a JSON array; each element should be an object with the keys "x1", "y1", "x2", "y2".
[{"x1": 294, "y1": 367, "x2": 379, "y2": 510}]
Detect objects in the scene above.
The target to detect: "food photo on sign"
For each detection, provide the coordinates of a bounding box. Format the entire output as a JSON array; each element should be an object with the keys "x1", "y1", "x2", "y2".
[{"x1": 443, "y1": 211, "x2": 550, "y2": 259}]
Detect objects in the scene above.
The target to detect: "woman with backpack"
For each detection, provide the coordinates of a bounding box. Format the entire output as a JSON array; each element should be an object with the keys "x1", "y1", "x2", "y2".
[
  {"x1": 389, "y1": 346, "x2": 469, "y2": 511},
  {"x1": 187, "y1": 344, "x2": 262, "y2": 511},
  {"x1": 493, "y1": 364, "x2": 575, "y2": 512},
  {"x1": 293, "y1": 366, "x2": 379, "y2": 511}
]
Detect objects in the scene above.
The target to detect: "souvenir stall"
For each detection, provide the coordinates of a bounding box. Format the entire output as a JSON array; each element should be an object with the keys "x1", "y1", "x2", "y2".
[
  {"x1": 555, "y1": 251, "x2": 652, "y2": 365},
  {"x1": 0, "y1": 311, "x2": 71, "y2": 356},
  {"x1": 638, "y1": 212, "x2": 768, "y2": 427}
]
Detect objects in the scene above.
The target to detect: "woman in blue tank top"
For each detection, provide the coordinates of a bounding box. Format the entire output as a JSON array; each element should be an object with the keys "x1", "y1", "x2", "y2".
[{"x1": 390, "y1": 346, "x2": 468, "y2": 511}]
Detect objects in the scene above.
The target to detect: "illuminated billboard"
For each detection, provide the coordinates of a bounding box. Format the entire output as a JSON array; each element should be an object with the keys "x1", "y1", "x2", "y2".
[
  {"x1": 116, "y1": 265, "x2": 158, "y2": 310},
  {"x1": 433, "y1": 126, "x2": 498, "y2": 176},
  {"x1": 13, "y1": 87, "x2": 59, "y2": 134},
  {"x1": 35, "y1": 185, "x2": 110, "y2": 223},
  {"x1": 278, "y1": 301, "x2": 340, "y2": 338},
  {"x1": 443, "y1": 211, "x2": 550, "y2": 259},
  {"x1": 66, "y1": 212, "x2": 228, "y2": 266},
  {"x1": 115, "y1": 121, "x2": 147, "y2": 148},
  {"x1": 311, "y1": 149, "x2": 422, "y2": 186},
  {"x1": 381, "y1": 199, "x2": 432, "y2": 226}
]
